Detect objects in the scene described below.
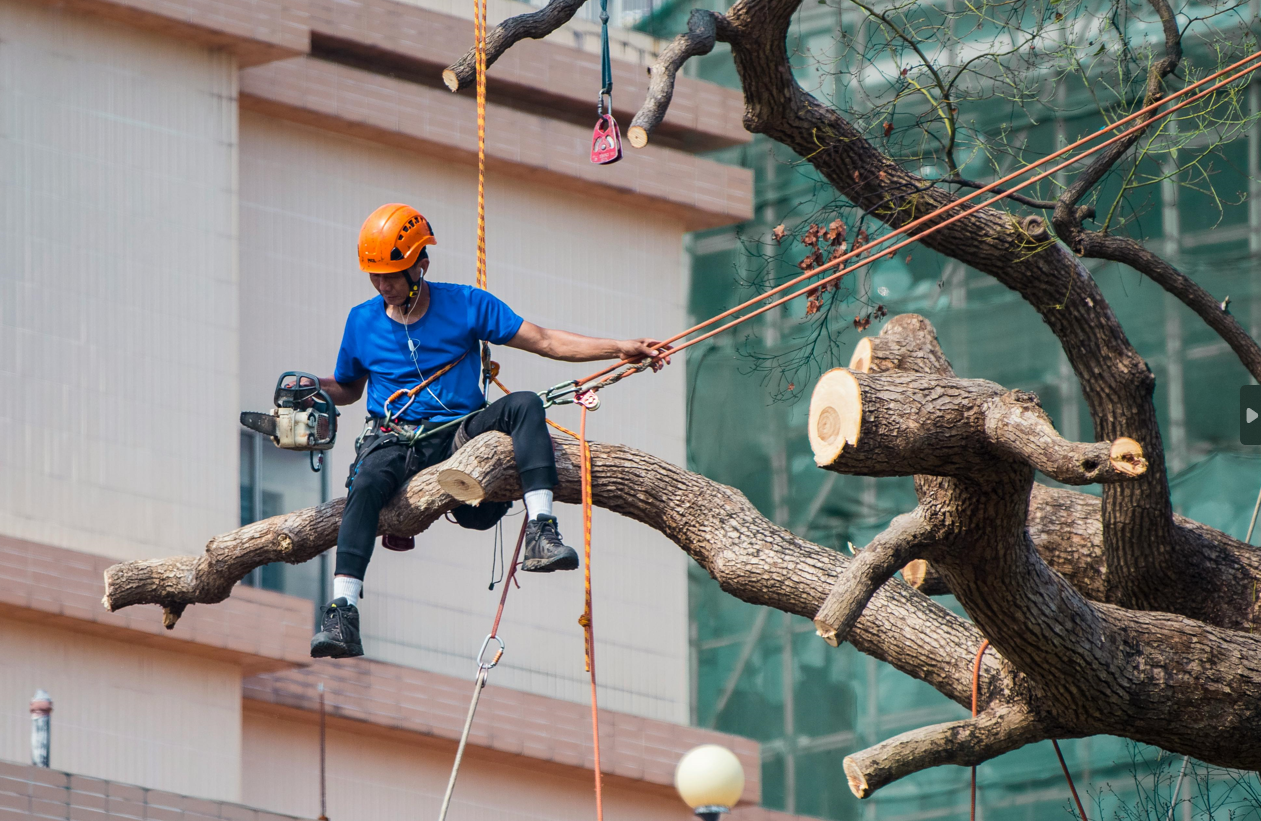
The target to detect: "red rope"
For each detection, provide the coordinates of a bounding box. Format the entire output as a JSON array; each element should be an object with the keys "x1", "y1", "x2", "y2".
[
  {"x1": 489, "y1": 518, "x2": 528, "y2": 639},
  {"x1": 578, "y1": 407, "x2": 605, "y2": 821},
  {"x1": 1054, "y1": 740, "x2": 1090, "y2": 821},
  {"x1": 572, "y1": 49, "x2": 1261, "y2": 393},
  {"x1": 970, "y1": 640, "x2": 1089, "y2": 821},
  {"x1": 970, "y1": 639, "x2": 989, "y2": 821}
]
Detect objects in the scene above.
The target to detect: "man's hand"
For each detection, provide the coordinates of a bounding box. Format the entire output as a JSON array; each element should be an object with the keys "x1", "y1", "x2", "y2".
[
  {"x1": 508, "y1": 322, "x2": 673, "y2": 367},
  {"x1": 319, "y1": 375, "x2": 367, "y2": 406},
  {"x1": 616, "y1": 338, "x2": 673, "y2": 371}
]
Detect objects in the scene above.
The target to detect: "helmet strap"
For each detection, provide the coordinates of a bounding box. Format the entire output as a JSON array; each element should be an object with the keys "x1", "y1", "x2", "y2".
[{"x1": 401, "y1": 264, "x2": 426, "y2": 313}]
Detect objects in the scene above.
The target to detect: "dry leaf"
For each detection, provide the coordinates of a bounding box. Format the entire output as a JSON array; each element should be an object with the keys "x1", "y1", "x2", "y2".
[
  {"x1": 806, "y1": 287, "x2": 821, "y2": 316},
  {"x1": 825, "y1": 219, "x2": 847, "y2": 244},
  {"x1": 771, "y1": 224, "x2": 787, "y2": 243}
]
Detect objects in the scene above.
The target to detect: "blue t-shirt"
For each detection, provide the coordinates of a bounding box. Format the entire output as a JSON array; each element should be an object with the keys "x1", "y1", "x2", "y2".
[{"x1": 334, "y1": 283, "x2": 524, "y2": 422}]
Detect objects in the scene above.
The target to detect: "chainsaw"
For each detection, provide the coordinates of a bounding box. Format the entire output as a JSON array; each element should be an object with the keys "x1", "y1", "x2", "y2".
[{"x1": 240, "y1": 371, "x2": 339, "y2": 472}]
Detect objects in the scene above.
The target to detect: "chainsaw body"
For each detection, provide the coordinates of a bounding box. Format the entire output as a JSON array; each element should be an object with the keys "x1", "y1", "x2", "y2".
[{"x1": 241, "y1": 372, "x2": 339, "y2": 457}]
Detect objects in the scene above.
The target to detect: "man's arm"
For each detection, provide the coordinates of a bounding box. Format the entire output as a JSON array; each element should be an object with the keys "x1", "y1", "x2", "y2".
[
  {"x1": 506, "y1": 321, "x2": 671, "y2": 364},
  {"x1": 319, "y1": 375, "x2": 368, "y2": 405}
]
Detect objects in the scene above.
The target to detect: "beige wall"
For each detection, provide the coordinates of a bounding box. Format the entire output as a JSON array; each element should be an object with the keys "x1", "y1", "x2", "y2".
[
  {"x1": 0, "y1": 0, "x2": 240, "y2": 562},
  {"x1": 238, "y1": 112, "x2": 691, "y2": 723},
  {"x1": 242, "y1": 706, "x2": 692, "y2": 821},
  {"x1": 0, "y1": 619, "x2": 242, "y2": 801}
]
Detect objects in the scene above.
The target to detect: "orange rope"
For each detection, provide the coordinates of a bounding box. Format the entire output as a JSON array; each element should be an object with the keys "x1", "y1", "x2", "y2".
[
  {"x1": 571, "y1": 50, "x2": 1261, "y2": 393},
  {"x1": 578, "y1": 407, "x2": 604, "y2": 821},
  {"x1": 970, "y1": 640, "x2": 1089, "y2": 821},
  {"x1": 970, "y1": 639, "x2": 989, "y2": 821}
]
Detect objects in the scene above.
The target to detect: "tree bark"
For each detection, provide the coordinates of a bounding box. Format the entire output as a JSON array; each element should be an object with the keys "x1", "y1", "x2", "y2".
[
  {"x1": 104, "y1": 428, "x2": 1261, "y2": 787},
  {"x1": 442, "y1": 0, "x2": 588, "y2": 93}
]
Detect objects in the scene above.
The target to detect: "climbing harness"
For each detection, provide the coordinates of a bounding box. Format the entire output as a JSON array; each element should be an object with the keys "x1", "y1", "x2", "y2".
[
  {"x1": 239, "y1": 372, "x2": 339, "y2": 473},
  {"x1": 970, "y1": 640, "x2": 1088, "y2": 821},
  {"x1": 590, "y1": 0, "x2": 622, "y2": 165},
  {"x1": 437, "y1": 518, "x2": 528, "y2": 821},
  {"x1": 380, "y1": 354, "x2": 468, "y2": 443}
]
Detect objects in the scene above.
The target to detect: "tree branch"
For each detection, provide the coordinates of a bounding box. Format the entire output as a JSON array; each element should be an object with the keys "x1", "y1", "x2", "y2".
[
  {"x1": 941, "y1": 177, "x2": 1065, "y2": 212},
  {"x1": 627, "y1": 9, "x2": 730, "y2": 148},
  {"x1": 1070, "y1": 231, "x2": 1261, "y2": 383},
  {"x1": 843, "y1": 708, "x2": 1045, "y2": 798},
  {"x1": 807, "y1": 369, "x2": 1147, "y2": 485},
  {"x1": 1054, "y1": 0, "x2": 1182, "y2": 216},
  {"x1": 813, "y1": 510, "x2": 936, "y2": 646},
  {"x1": 442, "y1": 0, "x2": 588, "y2": 93}
]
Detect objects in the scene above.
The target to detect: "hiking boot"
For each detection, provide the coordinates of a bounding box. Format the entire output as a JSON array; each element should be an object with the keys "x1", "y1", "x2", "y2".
[
  {"x1": 311, "y1": 597, "x2": 364, "y2": 659},
  {"x1": 521, "y1": 514, "x2": 580, "y2": 572}
]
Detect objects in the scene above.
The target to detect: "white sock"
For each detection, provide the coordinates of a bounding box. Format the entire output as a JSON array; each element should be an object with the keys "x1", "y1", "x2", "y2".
[
  {"x1": 524, "y1": 489, "x2": 554, "y2": 520},
  {"x1": 333, "y1": 576, "x2": 363, "y2": 607}
]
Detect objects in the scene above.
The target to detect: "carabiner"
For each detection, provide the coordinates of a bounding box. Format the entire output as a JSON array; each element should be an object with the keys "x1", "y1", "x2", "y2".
[
  {"x1": 477, "y1": 634, "x2": 506, "y2": 671},
  {"x1": 539, "y1": 380, "x2": 581, "y2": 408}
]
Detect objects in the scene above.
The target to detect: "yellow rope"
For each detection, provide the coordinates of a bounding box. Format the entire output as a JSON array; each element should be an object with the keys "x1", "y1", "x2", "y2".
[{"x1": 474, "y1": 0, "x2": 488, "y2": 291}]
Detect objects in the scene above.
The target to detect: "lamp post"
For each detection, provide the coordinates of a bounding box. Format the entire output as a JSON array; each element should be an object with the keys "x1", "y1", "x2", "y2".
[
  {"x1": 30, "y1": 690, "x2": 51, "y2": 768},
  {"x1": 674, "y1": 744, "x2": 745, "y2": 821}
]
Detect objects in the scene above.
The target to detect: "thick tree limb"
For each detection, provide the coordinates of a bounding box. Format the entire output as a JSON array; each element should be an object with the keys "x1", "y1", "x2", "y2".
[
  {"x1": 807, "y1": 369, "x2": 1147, "y2": 485},
  {"x1": 1069, "y1": 231, "x2": 1261, "y2": 383},
  {"x1": 442, "y1": 0, "x2": 587, "y2": 93},
  {"x1": 627, "y1": 9, "x2": 728, "y2": 148},
  {"x1": 105, "y1": 426, "x2": 1261, "y2": 787},
  {"x1": 813, "y1": 510, "x2": 935, "y2": 646},
  {"x1": 712, "y1": 0, "x2": 1218, "y2": 623},
  {"x1": 843, "y1": 708, "x2": 1045, "y2": 798},
  {"x1": 849, "y1": 313, "x2": 955, "y2": 377},
  {"x1": 806, "y1": 367, "x2": 1261, "y2": 775},
  {"x1": 901, "y1": 558, "x2": 950, "y2": 595},
  {"x1": 856, "y1": 317, "x2": 1261, "y2": 632}
]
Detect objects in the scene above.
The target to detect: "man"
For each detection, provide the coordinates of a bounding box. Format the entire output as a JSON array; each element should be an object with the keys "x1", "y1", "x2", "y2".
[{"x1": 310, "y1": 203, "x2": 668, "y2": 659}]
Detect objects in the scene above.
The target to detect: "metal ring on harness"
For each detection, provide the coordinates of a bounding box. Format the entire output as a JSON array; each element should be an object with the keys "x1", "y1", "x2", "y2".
[{"x1": 477, "y1": 634, "x2": 505, "y2": 670}]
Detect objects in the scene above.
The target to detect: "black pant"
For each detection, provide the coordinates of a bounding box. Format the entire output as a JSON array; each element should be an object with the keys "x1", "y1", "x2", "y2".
[{"x1": 334, "y1": 391, "x2": 558, "y2": 580}]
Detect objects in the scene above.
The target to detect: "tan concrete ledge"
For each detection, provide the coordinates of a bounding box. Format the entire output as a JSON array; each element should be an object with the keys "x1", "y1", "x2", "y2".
[
  {"x1": 240, "y1": 56, "x2": 753, "y2": 231},
  {"x1": 244, "y1": 657, "x2": 764, "y2": 805},
  {"x1": 28, "y1": 0, "x2": 747, "y2": 153},
  {"x1": 24, "y1": 0, "x2": 308, "y2": 66},
  {"x1": 302, "y1": 0, "x2": 749, "y2": 153},
  {"x1": 0, "y1": 534, "x2": 312, "y2": 676}
]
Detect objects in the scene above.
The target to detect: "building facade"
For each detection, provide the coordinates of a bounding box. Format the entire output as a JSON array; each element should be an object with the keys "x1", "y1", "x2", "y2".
[{"x1": 0, "y1": 0, "x2": 811, "y2": 817}]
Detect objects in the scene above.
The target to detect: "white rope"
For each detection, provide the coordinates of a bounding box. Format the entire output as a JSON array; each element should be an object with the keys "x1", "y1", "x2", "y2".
[{"x1": 436, "y1": 667, "x2": 489, "y2": 821}]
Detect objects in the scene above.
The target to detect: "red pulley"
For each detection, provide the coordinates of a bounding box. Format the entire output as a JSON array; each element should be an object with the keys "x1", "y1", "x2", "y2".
[{"x1": 590, "y1": 115, "x2": 623, "y2": 165}]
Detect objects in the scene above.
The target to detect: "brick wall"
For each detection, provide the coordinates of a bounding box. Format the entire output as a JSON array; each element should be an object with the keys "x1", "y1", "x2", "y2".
[{"x1": 0, "y1": 761, "x2": 302, "y2": 821}]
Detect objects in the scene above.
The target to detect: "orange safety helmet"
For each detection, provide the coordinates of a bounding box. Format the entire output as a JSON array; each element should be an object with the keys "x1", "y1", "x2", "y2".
[{"x1": 358, "y1": 204, "x2": 436, "y2": 274}]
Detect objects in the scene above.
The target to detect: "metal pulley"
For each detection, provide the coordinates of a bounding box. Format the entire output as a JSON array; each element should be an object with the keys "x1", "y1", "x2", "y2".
[{"x1": 591, "y1": 95, "x2": 623, "y2": 165}]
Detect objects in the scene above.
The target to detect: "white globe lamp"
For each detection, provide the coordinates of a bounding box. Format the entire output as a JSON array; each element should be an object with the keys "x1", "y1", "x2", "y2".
[{"x1": 675, "y1": 744, "x2": 745, "y2": 820}]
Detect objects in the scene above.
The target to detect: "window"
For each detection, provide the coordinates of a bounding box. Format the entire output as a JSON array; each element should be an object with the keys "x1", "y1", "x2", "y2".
[{"x1": 239, "y1": 432, "x2": 331, "y2": 614}]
